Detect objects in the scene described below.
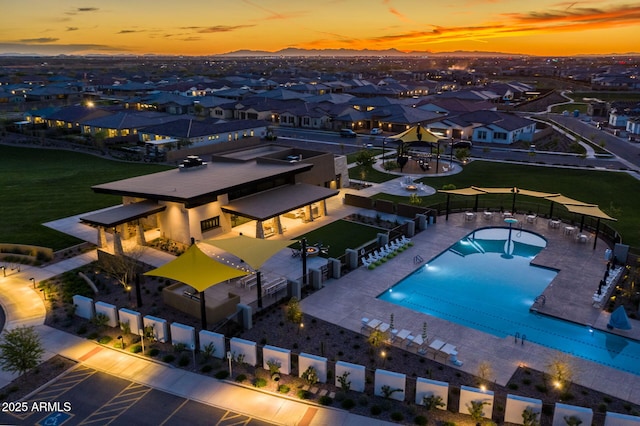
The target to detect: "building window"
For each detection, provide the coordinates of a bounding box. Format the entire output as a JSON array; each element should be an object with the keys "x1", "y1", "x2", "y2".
[
  {"x1": 201, "y1": 216, "x2": 220, "y2": 233},
  {"x1": 477, "y1": 130, "x2": 487, "y2": 140},
  {"x1": 494, "y1": 132, "x2": 507, "y2": 140}
]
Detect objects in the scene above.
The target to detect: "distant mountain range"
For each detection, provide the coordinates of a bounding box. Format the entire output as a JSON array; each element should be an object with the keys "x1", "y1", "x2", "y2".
[{"x1": 215, "y1": 47, "x2": 525, "y2": 58}]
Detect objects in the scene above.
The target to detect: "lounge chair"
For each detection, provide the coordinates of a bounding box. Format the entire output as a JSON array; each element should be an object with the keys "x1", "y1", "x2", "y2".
[
  {"x1": 361, "y1": 257, "x2": 372, "y2": 267},
  {"x1": 400, "y1": 235, "x2": 411, "y2": 244}
]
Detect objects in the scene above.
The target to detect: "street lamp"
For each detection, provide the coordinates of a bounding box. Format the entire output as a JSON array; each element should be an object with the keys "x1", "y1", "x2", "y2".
[
  {"x1": 450, "y1": 130, "x2": 454, "y2": 167},
  {"x1": 30, "y1": 277, "x2": 35, "y2": 288},
  {"x1": 381, "y1": 350, "x2": 387, "y2": 367}
]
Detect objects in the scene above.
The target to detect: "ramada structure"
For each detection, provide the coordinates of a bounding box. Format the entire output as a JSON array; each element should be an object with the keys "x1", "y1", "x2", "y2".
[{"x1": 80, "y1": 143, "x2": 346, "y2": 251}]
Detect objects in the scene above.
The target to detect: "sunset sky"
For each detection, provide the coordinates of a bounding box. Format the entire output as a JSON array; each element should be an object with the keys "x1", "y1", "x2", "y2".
[{"x1": 1, "y1": 0, "x2": 639, "y2": 56}]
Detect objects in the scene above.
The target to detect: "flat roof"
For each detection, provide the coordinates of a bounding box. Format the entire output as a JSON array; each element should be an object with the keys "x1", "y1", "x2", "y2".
[
  {"x1": 80, "y1": 200, "x2": 166, "y2": 227},
  {"x1": 221, "y1": 184, "x2": 339, "y2": 221},
  {"x1": 92, "y1": 159, "x2": 312, "y2": 206}
]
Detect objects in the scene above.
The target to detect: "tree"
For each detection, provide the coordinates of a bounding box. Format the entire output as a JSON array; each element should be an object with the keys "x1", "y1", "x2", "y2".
[
  {"x1": 547, "y1": 354, "x2": 574, "y2": 390},
  {"x1": 522, "y1": 407, "x2": 541, "y2": 426},
  {"x1": 98, "y1": 246, "x2": 145, "y2": 307},
  {"x1": 467, "y1": 400, "x2": 489, "y2": 424},
  {"x1": 423, "y1": 394, "x2": 445, "y2": 411},
  {"x1": 0, "y1": 326, "x2": 44, "y2": 376},
  {"x1": 355, "y1": 149, "x2": 376, "y2": 183},
  {"x1": 285, "y1": 297, "x2": 303, "y2": 326}
]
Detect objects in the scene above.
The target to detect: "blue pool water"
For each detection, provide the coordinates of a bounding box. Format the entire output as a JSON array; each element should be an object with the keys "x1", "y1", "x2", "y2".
[{"x1": 378, "y1": 227, "x2": 640, "y2": 375}]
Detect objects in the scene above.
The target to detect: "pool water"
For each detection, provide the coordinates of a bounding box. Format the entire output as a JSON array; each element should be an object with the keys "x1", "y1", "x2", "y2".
[{"x1": 378, "y1": 227, "x2": 640, "y2": 375}]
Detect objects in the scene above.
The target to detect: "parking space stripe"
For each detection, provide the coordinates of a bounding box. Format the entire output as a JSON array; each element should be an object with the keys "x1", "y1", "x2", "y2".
[
  {"x1": 8, "y1": 364, "x2": 95, "y2": 422},
  {"x1": 215, "y1": 410, "x2": 252, "y2": 425},
  {"x1": 78, "y1": 382, "x2": 151, "y2": 425}
]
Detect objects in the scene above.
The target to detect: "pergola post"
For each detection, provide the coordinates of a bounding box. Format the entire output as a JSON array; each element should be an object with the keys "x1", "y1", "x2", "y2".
[
  {"x1": 256, "y1": 270, "x2": 263, "y2": 308},
  {"x1": 445, "y1": 194, "x2": 451, "y2": 221},
  {"x1": 275, "y1": 216, "x2": 283, "y2": 235},
  {"x1": 136, "y1": 220, "x2": 146, "y2": 246},
  {"x1": 255, "y1": 220, "x2": 265, "y2": 239},
  {"x1": 98, "y1": 227, "x2": 108, "y2": 248},
  {"x1": 113, "y1": 228, "x2": 123, "y2": 255}
]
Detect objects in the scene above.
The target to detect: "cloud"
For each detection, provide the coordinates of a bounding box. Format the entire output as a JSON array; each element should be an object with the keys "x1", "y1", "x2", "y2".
[
  {"x1": 197, "y1": 25, "x2": 255, "y2": 33},
  {"x1": 18, "y1": 38, "x2": 59, "y2": 44},
  {"x1": 241, "y1": 0, "x2": 305, "y2": 20},
  {"x1": 383, "y1": 0, "x2": 413, "y2": 23},
  {"x1": 77, "y1": 7, "x2": 99, "y2": 12},
  {"x1": 66, "y1": 27, "x2": 79, "y2": 32},
  {"x1": 0, "y1": 42, "x2": 127, "y2": 55},
  {"x1": 318, "y1": 3, "x2": 640, "y2": 49},
  {"x1": 118, "y1": 30, "x2": 143, "y2": 34}
]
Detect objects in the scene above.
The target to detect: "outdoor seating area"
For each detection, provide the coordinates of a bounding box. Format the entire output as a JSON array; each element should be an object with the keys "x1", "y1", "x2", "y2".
[
  {"x1": 592, "y1": 265, "x2": 625, "y2": 308},
  {"x1": 361, "y1": 317, "x2": 464, "y2": 367},
  {"x1": 361, "y1": 235, "x2": 412, "y2": 268}
]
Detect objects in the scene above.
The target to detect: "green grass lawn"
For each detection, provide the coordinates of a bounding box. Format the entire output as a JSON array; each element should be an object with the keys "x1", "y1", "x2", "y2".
[
  {"x1": 371, "y1": 160, "x2": 640, "y2": 248},
  {"x1": 291, "y1": 219, "x2": 381, "y2": 258},
  {"x1": 4, "y1": 144, "x2": 640, "y2": 252},
  {"x1": 0, "y1": 145, "x2": 170, "y2": 250}
]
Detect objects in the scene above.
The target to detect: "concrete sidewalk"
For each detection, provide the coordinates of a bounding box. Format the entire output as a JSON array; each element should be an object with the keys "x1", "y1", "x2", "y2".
[{"x1": 0, "y1": 257, "x2": 392, "y2": 426}]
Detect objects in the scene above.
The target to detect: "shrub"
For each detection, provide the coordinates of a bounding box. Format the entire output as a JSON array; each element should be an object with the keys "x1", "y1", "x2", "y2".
[
  {"x1": 341, "y1": 399, "x2": 355, "y2": 410},
  {"x1": 201, "y1": 365, "x2": 212, "y2": 373},
  {"x1": 178, "y1": 355, "x2": 190, "y2": 367},
  {"x1": 297, "y1": 389, "x2": 311, "y2": 400},
  {"x1": 598, "y1": 403, "x2": 607, "y2": 413},
  {"x1": 391, "y1": 412, "x2": 404, "y2": 422},
  {"x1": 129, "y1": 344, "x2": 142, "y2": 354},
  {"x1": 76, "y1": 325, "x2": 87, "y2": 335},
  {"x1": 254, "y1": 378, "x2": 267, "y2": 388},
  {"x1": 278, "y1": 384, "x2": 290, "y2": 393},
  {"x1": 149, "y1": 348, "x2": 160, "y2": 357},
  {"x1": 522, "y1": 378, "x2": 532, "y2": 385},
  {"x1": 98, "y1": 336, "x2": 112, "y2": 344},
  {"x1": 162, "y1": 354, "x2": 175, "y2": 363},
  {"x1": 358, "y1": 395, "x2": 369, "y2": 406},
  {"x1": 214, "y1": 370, "x2": 229, "y2": 380},
  {"x1": 319, "y1": 395, "x2": 332, "y2": 406},
  {"x1": 414, "y1": 415, "x2": 428, "y2": 425},
  {"x1": 235, "y1": 374, "x2": 247, "y2": 383},
  {"x1": 508, "y1": 383, "x2": 519, "y2": 390},
  {"x1": 370, "y1": 405, "x2": 382, "y2": 415},
  {"x1": 535, "y1": 384, "x2": 548, "y2": 393}
]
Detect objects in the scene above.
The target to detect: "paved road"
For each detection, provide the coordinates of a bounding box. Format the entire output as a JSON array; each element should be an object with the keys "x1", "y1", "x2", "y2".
[
  {"x1": 273, "y1": 126, "x2": 635, "y2": 172},
  {"x1": 0, "y1": 365, "x2": 276, "y2": 426}
]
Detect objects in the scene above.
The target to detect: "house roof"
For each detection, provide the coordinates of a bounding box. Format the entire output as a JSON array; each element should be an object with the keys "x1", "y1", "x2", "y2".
[
  {"x1": 91, "y1": 158, "x2": 313, "y2": 208},
  {"x1": 139, "y1": 118, "x2": 269, "y2": 139},
  {"x1": 80, "y1": 200, "x2": 166, "y2": 228},
  {"x1": 82, "y1": 111, "x2": 183, "y2": 130},
  {"x1": 221, "y1": 183, "x2": 339, "y2": 221}
]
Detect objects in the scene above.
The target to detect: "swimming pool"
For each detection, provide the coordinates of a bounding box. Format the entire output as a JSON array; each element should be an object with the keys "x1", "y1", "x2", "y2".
[{"x1": 378, "y1": 227, "x2": 640, "y2": 375}]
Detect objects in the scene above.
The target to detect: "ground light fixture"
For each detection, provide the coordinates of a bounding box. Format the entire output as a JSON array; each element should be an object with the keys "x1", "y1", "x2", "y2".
[{"x1": 30, "y1": 277, "x2": 35, "y2": 288}]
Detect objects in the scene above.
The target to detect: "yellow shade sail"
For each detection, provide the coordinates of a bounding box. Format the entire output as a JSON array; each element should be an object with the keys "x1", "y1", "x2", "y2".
[
  {"x1": 144, "y1": 244, "x2": 248, "y2": 292},
  {"x1": 202, "y1": 235, "x2": 298, "y2": 270},
  {"x1": 564, "y1": 204, "x2": 617, "y2": 221},
  {"x1": 387, "y1": 125, "x2": 442, "y2": 144}
]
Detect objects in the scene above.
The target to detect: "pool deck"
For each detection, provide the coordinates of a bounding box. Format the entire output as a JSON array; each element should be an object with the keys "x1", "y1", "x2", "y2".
[{"x1": 300, "y1": 205, "x2": 640, "y2": 405}]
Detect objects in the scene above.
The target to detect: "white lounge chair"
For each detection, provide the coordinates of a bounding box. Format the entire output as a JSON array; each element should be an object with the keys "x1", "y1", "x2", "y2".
[
  {"x1": 362, "y1": 257, "x2": 372, "y2": 267},
  {"x1": 400, "y1": 235, "x2": 411, "y2": 244}
]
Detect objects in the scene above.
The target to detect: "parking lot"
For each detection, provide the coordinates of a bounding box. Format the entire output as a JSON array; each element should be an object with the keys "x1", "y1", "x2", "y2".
[{"x1": 0, "y1": 365, "x2": 276, "y2": 426}]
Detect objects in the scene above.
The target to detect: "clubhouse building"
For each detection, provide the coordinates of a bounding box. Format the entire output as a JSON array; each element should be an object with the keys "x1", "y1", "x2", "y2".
[{"x1": 81, "y1": 143, "x2": 345, "y2": 251}]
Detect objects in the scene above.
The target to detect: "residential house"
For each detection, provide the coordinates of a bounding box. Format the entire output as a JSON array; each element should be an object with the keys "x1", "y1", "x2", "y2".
[{"x1": 138, "y1": 118, "x2": 270, "y2": 148}]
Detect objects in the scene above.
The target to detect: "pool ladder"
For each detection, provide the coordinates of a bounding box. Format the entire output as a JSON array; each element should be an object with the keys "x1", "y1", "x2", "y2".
[
  {"x1": 534, "y1": 295, "x2": 546, "y2": 306},
  {"x1": 514, "y1": 332, "x2": 526, "y2": 345}
]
